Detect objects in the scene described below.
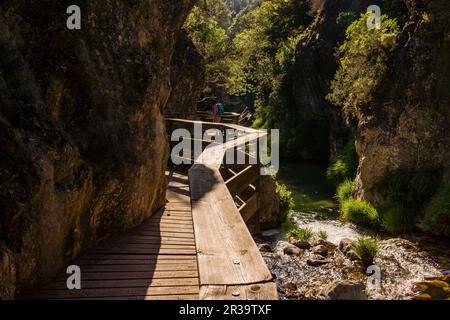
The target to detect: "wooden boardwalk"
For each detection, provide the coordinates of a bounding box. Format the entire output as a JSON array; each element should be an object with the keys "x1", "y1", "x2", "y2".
[
  {"x1": 33, "y1": 119, "x2": 278, "y2": 300},
  {"x1": 34, "y1": 171, "x2": 200, "y2": 300}
]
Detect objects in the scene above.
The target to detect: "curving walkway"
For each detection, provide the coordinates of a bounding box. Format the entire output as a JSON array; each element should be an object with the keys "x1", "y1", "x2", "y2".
[{"x1": 33, "y1": 118, "x2": 278, "y2": 300}]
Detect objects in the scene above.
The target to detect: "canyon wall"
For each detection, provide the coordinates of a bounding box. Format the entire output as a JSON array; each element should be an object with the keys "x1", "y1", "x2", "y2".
[
  {"x1": 165, "y1": 31, "x2": 205, "y2": 119},
  {"x1": 354, "y1": 0, "x2": 450, "y2": 204},
  {"x1": 282, "y1": 0, "x2": 382, "y2": 160},
  {"x1": 0, "y1": 0, "x2": 194, "y2": 298}
]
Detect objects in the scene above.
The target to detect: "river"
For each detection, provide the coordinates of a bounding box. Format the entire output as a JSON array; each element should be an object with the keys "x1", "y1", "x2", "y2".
[{"x1": 258, "y1": 159, "x2": 450, "y2": 300}]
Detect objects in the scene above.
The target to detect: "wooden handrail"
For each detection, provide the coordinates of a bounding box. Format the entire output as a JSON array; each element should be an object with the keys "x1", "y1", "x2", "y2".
[{"x1": 165, "y1": 118, "x2": 277, "y2": 300}]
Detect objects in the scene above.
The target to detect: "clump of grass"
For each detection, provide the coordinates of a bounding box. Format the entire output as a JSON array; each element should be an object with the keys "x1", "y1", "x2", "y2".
[
  {"x1": 326, "y1": 138, "x2": 358, "y2": 184},
  {"x1": 287, "y1": 227, "x2": 314, "y2": 242},
  {"x1": 352, "y1": 237, "x2": 379, "y2": 266},
  {"x1": 318, "y1": 230, "x2": 328, "y2": 240},
  {"x1": 341, "y1": 198, "x2": 379, "y2": 225},
  {"x1": 381, "y1": 205, "x2": 416, "y2": 234},
  {"x1": 421, "y1": 184, "x2": 450, "y2": 238},
  {"x1": 337, "y1": 180, "x2": 355, "y2": 203},
  {"x1": 375, "y1": 166, "x2": 442, "y2": 209}
]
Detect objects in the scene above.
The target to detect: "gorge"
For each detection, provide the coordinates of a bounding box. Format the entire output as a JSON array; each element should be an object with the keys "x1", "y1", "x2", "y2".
[{"x1": 0, "y1": 0, "x2": 449, "y2": 300}]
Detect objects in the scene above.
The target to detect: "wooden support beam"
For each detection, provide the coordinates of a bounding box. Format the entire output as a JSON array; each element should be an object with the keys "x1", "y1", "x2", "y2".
[
  {"x1": 239, "y1": 192, "x2": 258, "y2": 222},
  {"x1": 225, "y1": 165, "x2": 259, "y2": 196}
]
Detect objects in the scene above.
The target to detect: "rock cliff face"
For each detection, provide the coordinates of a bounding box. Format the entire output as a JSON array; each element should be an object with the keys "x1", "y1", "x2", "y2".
[
  {"x1": 354, "y1": 0, "x2": 450, "y2": 204},
  {"x1": 165, "y1": 31, "x2": 205, "y2": 119},
  {"x1": 283, "y1": 0, "x2": 381, "y2": 159},
  {"x1": 0, "y1": 0, "x2": 194, "y2": 298}
]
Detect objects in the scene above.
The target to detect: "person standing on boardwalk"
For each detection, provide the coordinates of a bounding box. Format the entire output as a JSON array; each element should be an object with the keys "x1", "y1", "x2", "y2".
[{"x1": 211, "y1": 98, "x2": 219, "y2": 122}]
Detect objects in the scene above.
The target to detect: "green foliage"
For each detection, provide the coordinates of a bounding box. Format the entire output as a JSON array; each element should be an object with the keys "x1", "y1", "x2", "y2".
[
  {"x1": 375, "y1": 167, "x2": 442, "y2": 209},
  {"x1": 341, "y1": 198, "x2": 379, "y2": 226},
  {"x1": 184, "y1": 3, "x2": 234, "y2": 95},
  {"x1": 336, "y1": 11, "x2": 358, "y2": 29},
  {"x1": 421, "y1": 184, "x2": 450, "y2": 238},
  {"x1": 327, "y1": 14, "x2": 400, "y2": 124},
  {"x1": 276, "y1": 180, "x2": 294, "y2": 215},
  {"x1": 327, "y1": 137, "x2": 358, "y2": 184},
  {"x1": 381, "y1": 205, "x2": 416, "y2": 234},
  {"x1": 352, "y1": 237, "x2": 379, "y2": 266},
  {"x1": 375, "y1": 167, "x2": 442, "y2": 235},
  {"x1": 287, "y1": 227, "x2": 314, "y2": 241},
  {"x1": 337, "y1": 180, "x2": 355, "y2": 203},
  {"x1": 280, "y1": 216, "x2": 295, "y2": 231},
  {"x1": 318, "y1": 230, "x2": 328, "y2": 240}
]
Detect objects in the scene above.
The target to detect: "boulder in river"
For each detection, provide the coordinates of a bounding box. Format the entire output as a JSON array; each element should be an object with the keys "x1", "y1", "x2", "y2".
[
  {"x1": 258, "y1": 243, "x2": 272, "y2": 253},
  {"x1": 307, "y1": 258, "x2": 330, "y2": 267},
  {"x1": 312, "y1": 245, "x2": 328, "y2": 256},
  {"x1": 284, "y1": 245, "x2": 302, "y2": 256},
  {"x1": 289, "y1": 238, "x2": 312, "y2": 249},
  {"x1": 325, "y1": 281, "x2": 368, "y2": 300}
]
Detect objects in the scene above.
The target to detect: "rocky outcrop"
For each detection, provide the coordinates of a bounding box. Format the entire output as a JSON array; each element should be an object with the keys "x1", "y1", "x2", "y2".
[
  {"x1": 354, "y1": 0, "x2": 450, "y2": 204},
  {"x1": 165, "y1": 31, "x2": 205, "y2": 119},
  {"x1": 259, "y1": 175, "x2": 283, "y2": 228},
  {"x1": 282, "y1": 0, "x2": 381, "y2": 160},
  {"x1": 0, "y1": 0, "x2": 194, "y2": 298}
]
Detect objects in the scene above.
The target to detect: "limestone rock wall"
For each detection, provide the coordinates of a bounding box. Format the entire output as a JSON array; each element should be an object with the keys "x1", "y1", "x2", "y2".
[
  {"x1": 165, "y1": 31, "x2": 205, "y2": 119},
  {"x1": 354, "y1": 0, "x2": 450, "y2": 204},
  {"x1": 0, "y1": 0, "x2": 194, "y2": 298}
]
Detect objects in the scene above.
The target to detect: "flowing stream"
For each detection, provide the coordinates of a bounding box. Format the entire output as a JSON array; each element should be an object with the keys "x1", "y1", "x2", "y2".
[{"x1": 258, "y1": 160, "x2": 450, "y2": 300}]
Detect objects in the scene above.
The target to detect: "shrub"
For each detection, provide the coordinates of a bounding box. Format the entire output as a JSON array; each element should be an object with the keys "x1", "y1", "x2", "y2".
[
  {"x1": 327, "y1": 14, "x2": 400, "y2": 123},
  {"x1": 276, "y1": 181, "x2": 294, "y2": 214},
  {"x1": 318, "y1": 230, "x2": 328, "y2": 240},
  {"x1": 337, "y1": 180, "x2": 355, "y2": 204},
  {"x1": 421, "y1": 184, "x2": 450, "y2": 238},
  {"x1": 352, "y1": 237, "x2": 379, "y2": 266},
  {"x1": 381, "y1": 205, "x2": 417, "y2": 234},
  {"x1": 341, "y1": 198, "x2": 379, "y2": 225},
  {"x1": 287, "y1": 227, "x2": 314, "y2": 242},
  {"x1": 327, "y1": 138, "x2": 358, "y2": 184}
]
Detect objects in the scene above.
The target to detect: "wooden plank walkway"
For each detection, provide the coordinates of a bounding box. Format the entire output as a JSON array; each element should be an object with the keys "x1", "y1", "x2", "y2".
[{"x1": 33, "y1": 171, "x2": 200, "y2": 300}]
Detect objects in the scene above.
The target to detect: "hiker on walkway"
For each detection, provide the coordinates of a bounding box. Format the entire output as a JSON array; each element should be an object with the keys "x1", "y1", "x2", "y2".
[
  {"x1": 216, "y1": 102, "x2": 225, "y2": 117},
  {"x1": 210, "y1": 98, "x2": 219, "y2": 122}
]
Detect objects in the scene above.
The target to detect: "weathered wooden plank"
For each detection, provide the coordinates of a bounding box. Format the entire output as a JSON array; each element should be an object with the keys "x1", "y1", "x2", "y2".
[
  {"x1": 55, "y1": 270, "x2": 198, "y2": 281},
  {"x1": 78, "y1": 254, "x2": 196, "y2": 261},
  {"x1": 72, "y1": 263, "x2": 197, "y2": 273},
  {"x1": 44, "y1": 277, "x2": 199, "y2": 290},
  {"x1": 37, "y1": 285, "x2": 200, "y2": 299},
  {"x1": 131, "y1": 232, "x2": 195, "y2": 239},
  {"x1": 199, "y1": 282, "x2": 278, "y2": 300},
  {"x1": 95, "y1": 244, "x2": 197, "y2": 252},
  {"x1": 91, "y1": 248, "x2": 196, "y2": 255},
  {"x1": 76, "y1": 259, "x2": 197, "y2": 267},
  {"x1": 63, "y1": 294, "x2": 198, "y2": 300}
]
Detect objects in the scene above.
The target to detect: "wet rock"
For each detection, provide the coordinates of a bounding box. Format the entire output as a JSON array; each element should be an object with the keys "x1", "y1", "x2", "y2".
[
  {"x1": 310, "y1": 254, "x2": 326, "y2": 261},
  {"x1": 284, "y1": 282, "x2": 297, "y2": 293},
  {"x1": 325, "y1": 281, "x2": 368, "y2": 300},
  {"x1": 262, "y1": 229, "x2": 280, "y2": 237},
  {"x1": 339, "y1": 238, "x2": 354, "y2": 255},
  {"x1": 313, "y1": 239, "x2": 328, "y2": 247},
  {"x1": 0, "y1": 245, "x2": 16, "y2": 299},
  {"x1": 307, "y1": 258, "x2": 330, "y2": 267},
  {"x1": 413, "y1": 275, "x2": 450, "y2": 300},
  {"x1": 284, "y1": 245, "x2": 302, "y2": 256},
  {"x1": 289, "y1": 238, "x2": 311, "y2": 249},
  {"x1": 258, "y1": 243, "x2": 272, "y2": 253},
  {"x1": 312, "y1": 245, "x2": 328, "y2": 256}
]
